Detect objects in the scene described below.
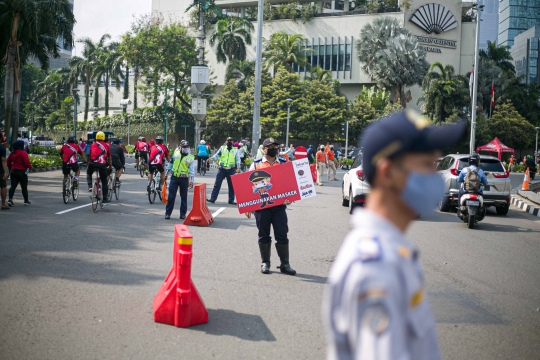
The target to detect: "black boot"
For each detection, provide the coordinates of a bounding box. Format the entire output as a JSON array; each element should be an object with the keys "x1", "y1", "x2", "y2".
[
  {"x1": 258, "y1": 243, "x2": 271, "y2": 274},
  {"x1": 275, "y1": 243, "x2": 296, "y2": 275}
]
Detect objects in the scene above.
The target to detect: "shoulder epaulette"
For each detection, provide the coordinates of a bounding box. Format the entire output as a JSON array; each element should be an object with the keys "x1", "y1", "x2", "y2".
[
  {"x1": 278, "y1": 157, "x2": 287, "y2": 163},
  {"x1": 357, "y1": 237, "x2": 382, "y2": 262},
  {"x1": 254, "y1": 158, "x2": 263, "y2": 163}
]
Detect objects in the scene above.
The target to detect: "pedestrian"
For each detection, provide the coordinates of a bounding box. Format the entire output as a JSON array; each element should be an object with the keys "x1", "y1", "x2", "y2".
[
  {"x1": 508, "y1": 155, "x2": 515, "y2": 172},
  {"x1": 1, "y1": 137, "x2": 9, "y2": 210},
  {"x1": 307, "y1": 145, "x2": 315, "y2": 164},
  {"x1": 316, "y1": 145, "x2": 328, "y2": 186},
  {"x1": 196, "y1": 140, "x2": 209, "y2": 174},
  {"x1": 323, "y1": 111, "x2": 466, "y2": 360},
  {"x1": 245, "y1": 138, "x2": 296, "y2": 275},
  {"x1": 324, "y1": 142, "x2": 331, "y2": 153},
  {"x1": 110, "y1": 139, "x2": 125, "y2": 184},
  {"x1": 327, "y1": 145, "x2": 338, "y2": 181},
  {"x1": 207, "y1": 137, "x2": 241, "y2": 204},
  {"x1": 256, "y1": 144, "x2": 265, "y2": 160},
  {"x1": 165, "y1": 140, "x2": 195, "y2": 219},
  {"x1": 7, "y1": 140, "x2": 32, "y2": 206},
  {"x1": 79, "y1": 138, "x2": 87, "y2": 153}
]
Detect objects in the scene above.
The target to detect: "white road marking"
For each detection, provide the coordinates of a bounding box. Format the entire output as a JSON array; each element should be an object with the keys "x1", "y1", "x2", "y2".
[
  {"x1": 212, "y1": 207, "x2": 226, "y2": 218},
  {"x1": 56, "y1": 203, "x2": 92, "y2": 214}
]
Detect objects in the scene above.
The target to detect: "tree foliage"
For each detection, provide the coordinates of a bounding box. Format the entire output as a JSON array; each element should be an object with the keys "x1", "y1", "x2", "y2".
[
  {"x1": 263, "y1": 32, "x2": 313, "y2": 72},
  {"x1": 209, "y1": 17, "x2": 254, "y2": 63},
  {"x1": 479, "y1": 40, "x2": 515, "y2": 75}
]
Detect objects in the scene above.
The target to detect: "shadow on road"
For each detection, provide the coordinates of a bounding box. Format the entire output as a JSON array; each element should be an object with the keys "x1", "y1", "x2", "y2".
[
  {"x1": 291, "y1": 273, "x2": 328, "y2": 284},
  {"x1": 191, "y1": 308, "x2": 276, "y2": 342}
]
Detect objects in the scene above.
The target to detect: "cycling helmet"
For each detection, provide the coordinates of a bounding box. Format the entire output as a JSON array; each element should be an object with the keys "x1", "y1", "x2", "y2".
[
  {"x1": 526, "y1": 155, "x2": 532, "y2": 159},
  {"x1": 180, "y1": 140, "x2": 190, "y2": 147},
  {"x1": 141, "y1": 137, "x2": 146, "y2": 142},
  {"x1": 67, "y1": 136, "x2": 76, "y2": 144},
  {"x1": 155, "y1": 135, "x2": 164, "y2": 144},
  {"x1": 112, "y1": 138, "x2": 120, "y2": 144},
  {"x1": 200, "y1": 140, "x2": 206, "y2": 144},
  {"x1": 95, "y1": 131, "x2": 105, "y2": 141},
  {"x1": 226, "y1": 137, "x2": 233, "y2": 141},
  {"x1": 468, "y1": 153, "x2": 480, "y2": 166}
]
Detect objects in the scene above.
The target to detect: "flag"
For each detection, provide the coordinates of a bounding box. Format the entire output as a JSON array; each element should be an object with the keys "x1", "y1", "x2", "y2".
[{"x1": 490, "y1": 81, "x2": 495, "y2": 107}]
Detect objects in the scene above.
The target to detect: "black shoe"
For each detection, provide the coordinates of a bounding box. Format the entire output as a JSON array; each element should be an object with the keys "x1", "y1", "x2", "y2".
[
  {"x1": 275, "y1": 243, "x2": 296, "y2": 276},
  {"x1": 115, "y1": 178, "x2": 122, "y2": 184},
  {"x1": 259, "y1": 243, "x2": 271, "y2": 274},
  {"x1": 102, "y1": 199, "x2": 110, "y2": 204},
  {"x1": 207, "y1": 199, "x2": 215, "y2": 204},
  {"x1": 228, "y1": 201, "x2": 236, "y2": 205},
  {"x1": 180, "y1": 214, "x2": 186, "y2": 219},
  {"x1": 165, "y1": 214, "x2": 170, "y2": 220}
]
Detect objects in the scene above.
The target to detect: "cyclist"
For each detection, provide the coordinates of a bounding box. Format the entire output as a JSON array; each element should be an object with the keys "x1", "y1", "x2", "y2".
[
  {"x1": 147, "y1": 136, "x2": 168, "y2": 193},
  {"x1": 110, "y1": 139, "x2": 125, "y2": 184},
  {"x1": 155, "y1": 136, "x2": 170, "y2": 164},
  {"x1": 86, "y1": 131, "x2": 112, "y2": 203},
  {"x1": 60, "y1": 136, "x2": 87, "y2": 186},
  {"x1": 196, "y1": 140, "x2": 209, "y2": 174},
  {"x1": 134, "y1": 136, "x2": 142, "y2": 167}
]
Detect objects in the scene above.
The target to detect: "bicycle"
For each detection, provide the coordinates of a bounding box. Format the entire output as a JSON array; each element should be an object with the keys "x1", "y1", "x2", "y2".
[
  {"x1": 148, "y1": 168, "x2": 163, "y2": 204},
  {"x1": 139, "y1": 158, "x2": 147, "y2": 178},
  {"x1": 62, "y1": 169, "x2": 79, "y2": 204},
  {"x1": 91, "y1": 170, "x2": 104, "y2": 212},
  {"x1": 106, "y1": 172, "x2": 114, "y2": 202},
  {"x1": 112, "y1": 177, "x2": 121, "y2": 200}
]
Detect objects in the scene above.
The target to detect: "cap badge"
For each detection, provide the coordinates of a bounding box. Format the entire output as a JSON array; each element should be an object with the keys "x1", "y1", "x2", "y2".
[{"x1": 405, "y1": 109, "x2": 430, "y2": 130}]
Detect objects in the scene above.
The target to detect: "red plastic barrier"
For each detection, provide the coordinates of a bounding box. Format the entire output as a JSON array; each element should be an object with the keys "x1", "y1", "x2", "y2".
[
  {"x1": 153, "y1": 225, "x2": 209, "y2": 327},
  {"x1": 183, "y1": 183, "x2": 214, "y2": 227},
  {"x1": 310, "y1": 164, "x2": 317, "y2": 182}
]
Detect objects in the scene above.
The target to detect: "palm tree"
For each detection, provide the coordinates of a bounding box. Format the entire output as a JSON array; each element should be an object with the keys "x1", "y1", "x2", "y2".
[
  {"x1": 356, "y1": 17, "x2": 429, "y2": 108},
  {"x1": 93, "y1": 42, "x2": 125, "y2": 115},
  {"x1": 263, "y1": 32, "x2": 312, "y2": 72},
  {"x1": 480, "y1": 40, "x2": 515, "y2": 75},
  {"x1": 1, "y1": 0, "x2": 75, "y2": 144},
  {"x1": 209, "y1": 17, "x2": 254, "y2": 63},
  {"x1": 417, "y1": 62, "x2": 469, "y2": 123},
  {"x1": 69, "y1": 34, "x2": 111, "y2": 120},
  {"x1": 225, "y1": 60, "x2": 255, "y2": 90},
  {"x1": 306, "y1": 66, "x2": 332, "y2": 83}
]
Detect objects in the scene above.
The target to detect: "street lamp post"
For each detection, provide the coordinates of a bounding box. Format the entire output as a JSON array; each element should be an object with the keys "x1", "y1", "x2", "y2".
[
  {"x1": 30, "y1": 102, "x2": 35, "y2": 140},
  {"x1": 92, "y1": 107, "x2": 99, "y2": 131},
  {"x1": 469, "y1": 3, "x2": 484, "y2": 154},
  {"x1": 285, "y1": 98, "x2": 292, "y2": 148},
  {"x1": 535, "y1": 127, "x2": 539, "y2": 156},
  {"x1": 72, "y1": 88, "x2": 80, "y2": 138},
  {"x1": 251, "y1": 0, "x2": 264, "y2": 157},
  {"x1": 120, "y1": 99, "x2": 132, "y2": 144}
]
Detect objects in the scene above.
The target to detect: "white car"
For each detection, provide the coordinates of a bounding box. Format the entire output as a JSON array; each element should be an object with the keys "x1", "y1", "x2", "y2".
[{"x1": 341, "y1": 153, "x2": 370, "y2": 214}]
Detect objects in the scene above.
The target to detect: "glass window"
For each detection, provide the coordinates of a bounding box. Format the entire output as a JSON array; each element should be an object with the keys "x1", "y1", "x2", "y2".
[
  {"x1": 312, "y1": 45, "x2": 319, "y2": 67},
  {"x1": 332, "y1": 45, "x2": 338, "y2": 71},
  {"x1": 352, "y1": 154, "x2": 362, "y2": 169},
  {"x1": 338, "y1": 44, "x2": 345, "y2": 71},
  {"x1": 345, "y1": 40, "x2": 352, "y2": 71},
  {"x1": 325, "y1": 45, "x2": 332, "y2": 71}
]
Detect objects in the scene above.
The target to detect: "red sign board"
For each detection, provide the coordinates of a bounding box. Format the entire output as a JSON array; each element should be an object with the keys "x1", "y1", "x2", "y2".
[
  {"x1": 294, "y1": 146, "x2": 308, "y2": 159},
  {"x1": 231, "y1": 159, "x2": 316, "y2": 214}
]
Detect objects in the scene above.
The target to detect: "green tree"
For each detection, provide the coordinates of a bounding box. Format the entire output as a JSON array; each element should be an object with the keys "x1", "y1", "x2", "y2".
[
  {"x1": 205, "y1": 80, "x2": 245, "y2": 143},
  {"x1": 479, "y1": 40, "x2": 515, "y2": 75},
  {"x1": 356, "y1": 17, "x2": 429, "y2": 108},
  {"x1": 357, "y1": 86, "x2": 393, "y2": 116},
  {"x1": 350, "y1": 98, "x2": 377, "y2": 142},
  {"x1": 225, "y1": 60, "x2": 255, "y2": 91},
  {"x1": 93, "y1": 42, "x2": 125, "y2": 115},
  {"x1": 209, "y1": 17, "x2": 254, "y2": 63},
  {"x1": 418, "y1": 62, "x2": 469, "y2": 123},
  {"x1": 306, "y1": 66, "x2": 332, "y2": 84},
  {"x1": 507, "y1": 82, "x2": 540, "y2": 127},
  {"x1": 1, "y1": 0, "x2": 75, "y2": 143},
  {"x1": 263, "y1": 32, "x2": 313, "y2": 72},
  {"x1": 476, "y1": 59, "x2": 508, "y2": 114}
]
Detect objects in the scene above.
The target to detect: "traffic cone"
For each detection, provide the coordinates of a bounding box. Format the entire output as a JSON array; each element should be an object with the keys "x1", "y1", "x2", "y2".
[
  {"x1": 184, "y1": 183, "x2": 214, "y2": 226},
  {"x1": 521, "y1": 168, "x2": 530, "y2": 190},
  {"x1": 153, "y1": 225, "x2": 209, "y2": 327}
]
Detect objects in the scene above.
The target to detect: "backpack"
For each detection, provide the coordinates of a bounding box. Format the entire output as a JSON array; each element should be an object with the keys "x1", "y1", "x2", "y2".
[{"x1": 464, "y1": 167, "x2": 480, "y2": 192}]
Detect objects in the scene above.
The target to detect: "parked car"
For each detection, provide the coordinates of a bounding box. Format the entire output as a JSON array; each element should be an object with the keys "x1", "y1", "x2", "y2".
[
  {"x1": 31, "y1": 135, "x2": 55, "y2": 148},
  {"x1": 437, "y1": 154, "x2": 511, "y2": 215},
  {"x1": 341, "y1": 152, "x2": 370, "y2": 214}
]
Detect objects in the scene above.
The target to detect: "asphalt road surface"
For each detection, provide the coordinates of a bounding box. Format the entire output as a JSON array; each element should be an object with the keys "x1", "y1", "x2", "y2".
[{"x1": 1, "y1": 163, "x2": 539, "y2": 359}]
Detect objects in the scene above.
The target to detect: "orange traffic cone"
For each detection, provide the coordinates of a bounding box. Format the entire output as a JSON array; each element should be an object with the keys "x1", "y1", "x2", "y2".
[{"x1": 521, "y1": 168, "x2": 530, "y2": 190}]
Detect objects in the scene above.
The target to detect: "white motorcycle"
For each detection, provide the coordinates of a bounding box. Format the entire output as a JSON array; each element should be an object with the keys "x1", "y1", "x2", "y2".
[{"x1": 457, "y1": 192, "x2": 486, "y2": 229}]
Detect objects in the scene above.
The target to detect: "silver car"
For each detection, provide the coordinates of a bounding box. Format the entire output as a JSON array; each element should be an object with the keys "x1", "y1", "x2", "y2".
[{"x1": 437, "y1": 154, "x2": 511, "y2": 215}]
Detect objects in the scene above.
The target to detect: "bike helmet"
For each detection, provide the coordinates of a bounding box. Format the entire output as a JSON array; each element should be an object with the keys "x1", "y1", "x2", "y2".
[
  {"x1": 112, "y1": 138, "x2": 120, "y2": 144},
  {"x1": 138, "y1": 136, "x2": 142, "y2": 141},
  {"x1": 155, "y1": 136, "x2": 164, "y2": 144},
  {"x1": 95, "y1": 131, "x2": 105, "y2": 141},
  {"x1": 226, "y1": 137, "x2": 233, "y2": 141},
  {"x1": 181, "y1": 140, "x2": 190, "y2": 147},
  {"x1": 141, "y1": 137, "x2": 146, "y2": 142},
  {"x1": 527, "y1": 155, "x2": 532, "y2": 159},
  {"x1": 67, "y1": 136, "x2": 76, "y2": 144},
  {"x1": 468, "y1": 153, "x2": 480, "y2": 166},
  {"x1": 200, "y1": 140, "x2": 206, "y2": 144}
]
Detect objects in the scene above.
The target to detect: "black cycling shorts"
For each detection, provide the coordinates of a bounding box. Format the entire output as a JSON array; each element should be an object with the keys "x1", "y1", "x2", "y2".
[
  {"x1": 149, "y1": 164, "x2": 164, "y2": 174},
  {"x1": 112, "y1": 160, "x2": 123, "y2": 171},
  {"x1": 62, "y1": 162, "x2": 79, "y2": 176},
  {"x1": 135, "y1": 151, "x2": 139, "y2": 159},
  {"x1": 139, "y1": 151, "x2": 148, "y2": 162}
]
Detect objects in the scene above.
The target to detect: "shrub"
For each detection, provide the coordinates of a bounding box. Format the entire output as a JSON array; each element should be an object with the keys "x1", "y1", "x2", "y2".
[
  {"x1": 29, "y1": 155, "x2": 62, "y2": 169},
  {"x1": 126, "y1": 145, "x2": 135, "y2": 154},
  {"x1": 29, "y1": 146, "x2": 60, "y2": 156}
]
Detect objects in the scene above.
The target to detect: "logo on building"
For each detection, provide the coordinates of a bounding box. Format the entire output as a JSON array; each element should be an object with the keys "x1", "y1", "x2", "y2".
[{"x1": 409, "y1": 4, "x2": 458, "y2": 35}]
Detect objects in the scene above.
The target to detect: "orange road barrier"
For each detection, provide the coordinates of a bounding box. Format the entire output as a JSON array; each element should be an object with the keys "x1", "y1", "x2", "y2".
[
  {"x1": 184, "y1": 183, "x2": 214, "y2": 226},
  {"x1": 153, "y1": 225, "x2": 209, "y2": 327},
  {"x1": 309, "y1": 164, "x2": 317, "y2": 183},
  {"x1": 521, "y1": 168, "x2": 530, "y2": 191}
]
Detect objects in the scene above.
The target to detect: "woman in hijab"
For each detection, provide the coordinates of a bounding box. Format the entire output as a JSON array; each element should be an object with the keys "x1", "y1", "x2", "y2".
[{"x1": 7, "y1": 140, "x2": 32, "y2": 206}]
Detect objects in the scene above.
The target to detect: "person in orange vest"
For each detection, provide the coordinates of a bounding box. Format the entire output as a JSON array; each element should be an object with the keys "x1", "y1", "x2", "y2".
[
  {"x1": 327, "y1": 145, "x2": 338, "y2": 181},
  {"x1": 324, "y1": 142, "x2": 331, "y2": 153},
  {"x1": 245, "y1": 138, "x2": 295, "y2": 276},
  {"x1": 316, "y1": 145, "x2": 328, "y2": 186},
  {"x1": 508, "y1": 155, "x2": 515, "y2": 172}
]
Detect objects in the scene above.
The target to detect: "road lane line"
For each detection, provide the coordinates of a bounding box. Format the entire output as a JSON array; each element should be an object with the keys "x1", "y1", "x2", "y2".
[
  {"x1": 212, "y1": 207, "x2": 226, "y2": 218},
  {"x1": 56, "y1": 203, "x2": 92, "y2": 214}
]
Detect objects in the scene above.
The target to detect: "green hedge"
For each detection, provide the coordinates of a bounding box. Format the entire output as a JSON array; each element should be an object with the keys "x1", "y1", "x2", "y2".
[
  {"x1": 29, "y1": 146, "x2": 60, "y2": 156},
  {"x1": 29, "y1": 155, "x2": 62, "y2": 169}
]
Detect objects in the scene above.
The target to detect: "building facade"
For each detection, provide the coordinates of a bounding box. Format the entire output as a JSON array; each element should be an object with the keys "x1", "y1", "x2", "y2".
[
  {"x1": 479, "y1": 0, "x2": 499, "y2": 49},
  {"x1": 510, "y1": 26, "x2": 540, "y2": 85},
  {"x1": 498, "y1": 0, "x2": 540, "y2": 47},
  {"x1": 152, "y1": 0, "x2": 476, "y2": 110}
]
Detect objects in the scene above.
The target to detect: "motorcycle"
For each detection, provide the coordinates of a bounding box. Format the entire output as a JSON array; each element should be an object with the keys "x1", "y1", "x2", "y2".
[{"x1": 457, "y1": 192, "x2": 486, "y2": 229}]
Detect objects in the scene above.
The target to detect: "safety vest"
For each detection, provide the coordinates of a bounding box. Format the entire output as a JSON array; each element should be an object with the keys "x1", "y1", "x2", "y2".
[
  {"x1": 219, "y1": 146, "x2": 237, "y2": 168},
  {"x1": 242, "y1": 145, "x2": 248, "y2": 155},
  {"x1": 254, "y1": 157, "x2": 286, "y2": 169},
  {"x1": 172, "y1": 150, "x2": 195, "y2": 177}
]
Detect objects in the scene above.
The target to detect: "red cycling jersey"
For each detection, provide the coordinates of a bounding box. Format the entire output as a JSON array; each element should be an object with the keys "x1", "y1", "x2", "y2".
[
  {"x1": 90, "y1": 141, "x2": 111, "y2": 165},
  {"x1": 149, "y1": 145, "x2": 164, "y2": 165},
  {"x1": 157, "y1": 143, "x2": 169, "y2": 160},
  {"x1": 138, "y1": 141, "x2": 149, "y2": 152},
  {"x1": 60, "y1": 143, "x2": 84, "y2": 164}
]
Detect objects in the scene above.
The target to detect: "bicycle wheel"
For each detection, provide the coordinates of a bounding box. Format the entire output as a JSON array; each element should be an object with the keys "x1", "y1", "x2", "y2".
[
  {"x1": 140, "y1": 162, "x2": 145, "y2": 178},
  {"x1": 148, "y1": 178, "x2": 156, "y2": 204},
  {"x1": 72, "y1": 178, "x2": 79, "y2": 201},
  {"x1": 107, "y1": 176, "x2": 113, "y2": 202},
  {"x1": 92, "y1": 182, "x2": 99, "y2": 212},
  {"x1": 63, "y1": 178, "x2": 70, "y2": 204},
  {"x1": 201, "y1": 166, "x2": 206, "y2": 176},
  {"x1": 115, "y1": 182, "x2": 120, "y2": 200}
]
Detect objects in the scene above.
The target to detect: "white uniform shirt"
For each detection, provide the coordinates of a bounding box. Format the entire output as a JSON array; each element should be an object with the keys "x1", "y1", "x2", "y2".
[{"x1": 323, "y1": 209, "x2": 441, "y2": 360}]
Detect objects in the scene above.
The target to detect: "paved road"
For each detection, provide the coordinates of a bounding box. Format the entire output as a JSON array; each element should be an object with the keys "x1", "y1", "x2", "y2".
[{"x1": 1, "y1": 164, "x2": 539, "y2": 359}]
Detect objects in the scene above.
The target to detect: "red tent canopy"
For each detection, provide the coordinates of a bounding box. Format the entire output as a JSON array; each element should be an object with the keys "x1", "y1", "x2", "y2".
[{"x1": 476, "y1": 137, "x2": 514, "y2": 160}]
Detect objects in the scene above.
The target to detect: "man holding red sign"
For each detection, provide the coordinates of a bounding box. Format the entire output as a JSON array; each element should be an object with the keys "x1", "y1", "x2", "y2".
[{"x1": 245, "y1": 138, "x2": 296, "y2": 276}]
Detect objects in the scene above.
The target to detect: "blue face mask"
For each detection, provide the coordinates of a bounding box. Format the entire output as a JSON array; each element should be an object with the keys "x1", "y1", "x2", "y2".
[{"x1": 401, "y1": 172, "x2": 445, "y2": 217}]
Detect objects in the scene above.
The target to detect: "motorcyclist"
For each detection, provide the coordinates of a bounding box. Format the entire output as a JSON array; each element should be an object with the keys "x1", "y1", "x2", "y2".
[
  {"x1": 525, "y1": 155, "x2": 536, "y2": 179},
  {"x1": 457, "y1": 154, "x2": 488, "y2": 211}
]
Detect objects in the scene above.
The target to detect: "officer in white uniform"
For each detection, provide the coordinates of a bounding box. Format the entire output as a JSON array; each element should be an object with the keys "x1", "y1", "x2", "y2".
[{"x1": 323, "y1": 111, "x2": 467, "y2": 360}]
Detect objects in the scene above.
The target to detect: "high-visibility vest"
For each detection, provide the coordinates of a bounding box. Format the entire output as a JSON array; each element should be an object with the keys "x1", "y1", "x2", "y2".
[
  {"x1": 172, "y1": 151, "x2": 195, "y2": 177},
  {"x1": 254, "y1": 158, "x2": 286, "y2": 169},
  {"x1": 219, "y1": 146, "x2": 237, "y2": 168}
]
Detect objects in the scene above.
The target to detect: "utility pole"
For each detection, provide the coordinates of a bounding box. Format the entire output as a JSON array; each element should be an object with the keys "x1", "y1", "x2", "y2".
[
  {"x1": 285, "y1": 98, "x2": 292, "y2": 148},
  {"x1": 120, "y1": 99, "x2": 132, "y2": 144},
  {"x1": 30, "y1": 102, "x2": 35, "y2": 140},
  {"x1": 469, "y1": 3, "x2": 483, "y2": 154},
  {"x1": 251, "y1": 0, "x2": 264, "y2": 157},
  {"x1": 72, "y1": 88, "x2": 79, "y2": 138}
]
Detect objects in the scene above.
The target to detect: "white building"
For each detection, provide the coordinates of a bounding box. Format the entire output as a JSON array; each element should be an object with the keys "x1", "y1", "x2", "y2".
[{"x1": 153, "y1": 0, "x2": 476, "y2": 110}]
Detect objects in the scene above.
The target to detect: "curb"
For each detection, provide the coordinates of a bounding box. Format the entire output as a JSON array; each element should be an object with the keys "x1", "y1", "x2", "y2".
[
  {"x1": 30, "y1": 166, "x2": 62, "y2": 173},
  {"x1": 511, "y1": 196, "x2": 540, "y2": 217}
]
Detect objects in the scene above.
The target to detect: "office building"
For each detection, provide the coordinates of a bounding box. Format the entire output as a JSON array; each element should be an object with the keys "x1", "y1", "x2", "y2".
[
  {"x1": 510, "y1": 26, "x2": 540, "y2": 85},
  {"x1": 498, "y1": 0, "x2": 540, "y2": 47},
  {"x1": 479, "y1": 0, "x2": 499, "y2": 49}
]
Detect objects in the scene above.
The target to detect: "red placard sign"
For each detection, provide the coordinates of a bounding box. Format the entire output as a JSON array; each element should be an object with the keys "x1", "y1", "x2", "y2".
[
  {"x1": 294, "y1": 146, "x2": 308, "y2": 159},
  {"x1": 231, "y1": 159, "x2": 316, "y2": 214}
]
